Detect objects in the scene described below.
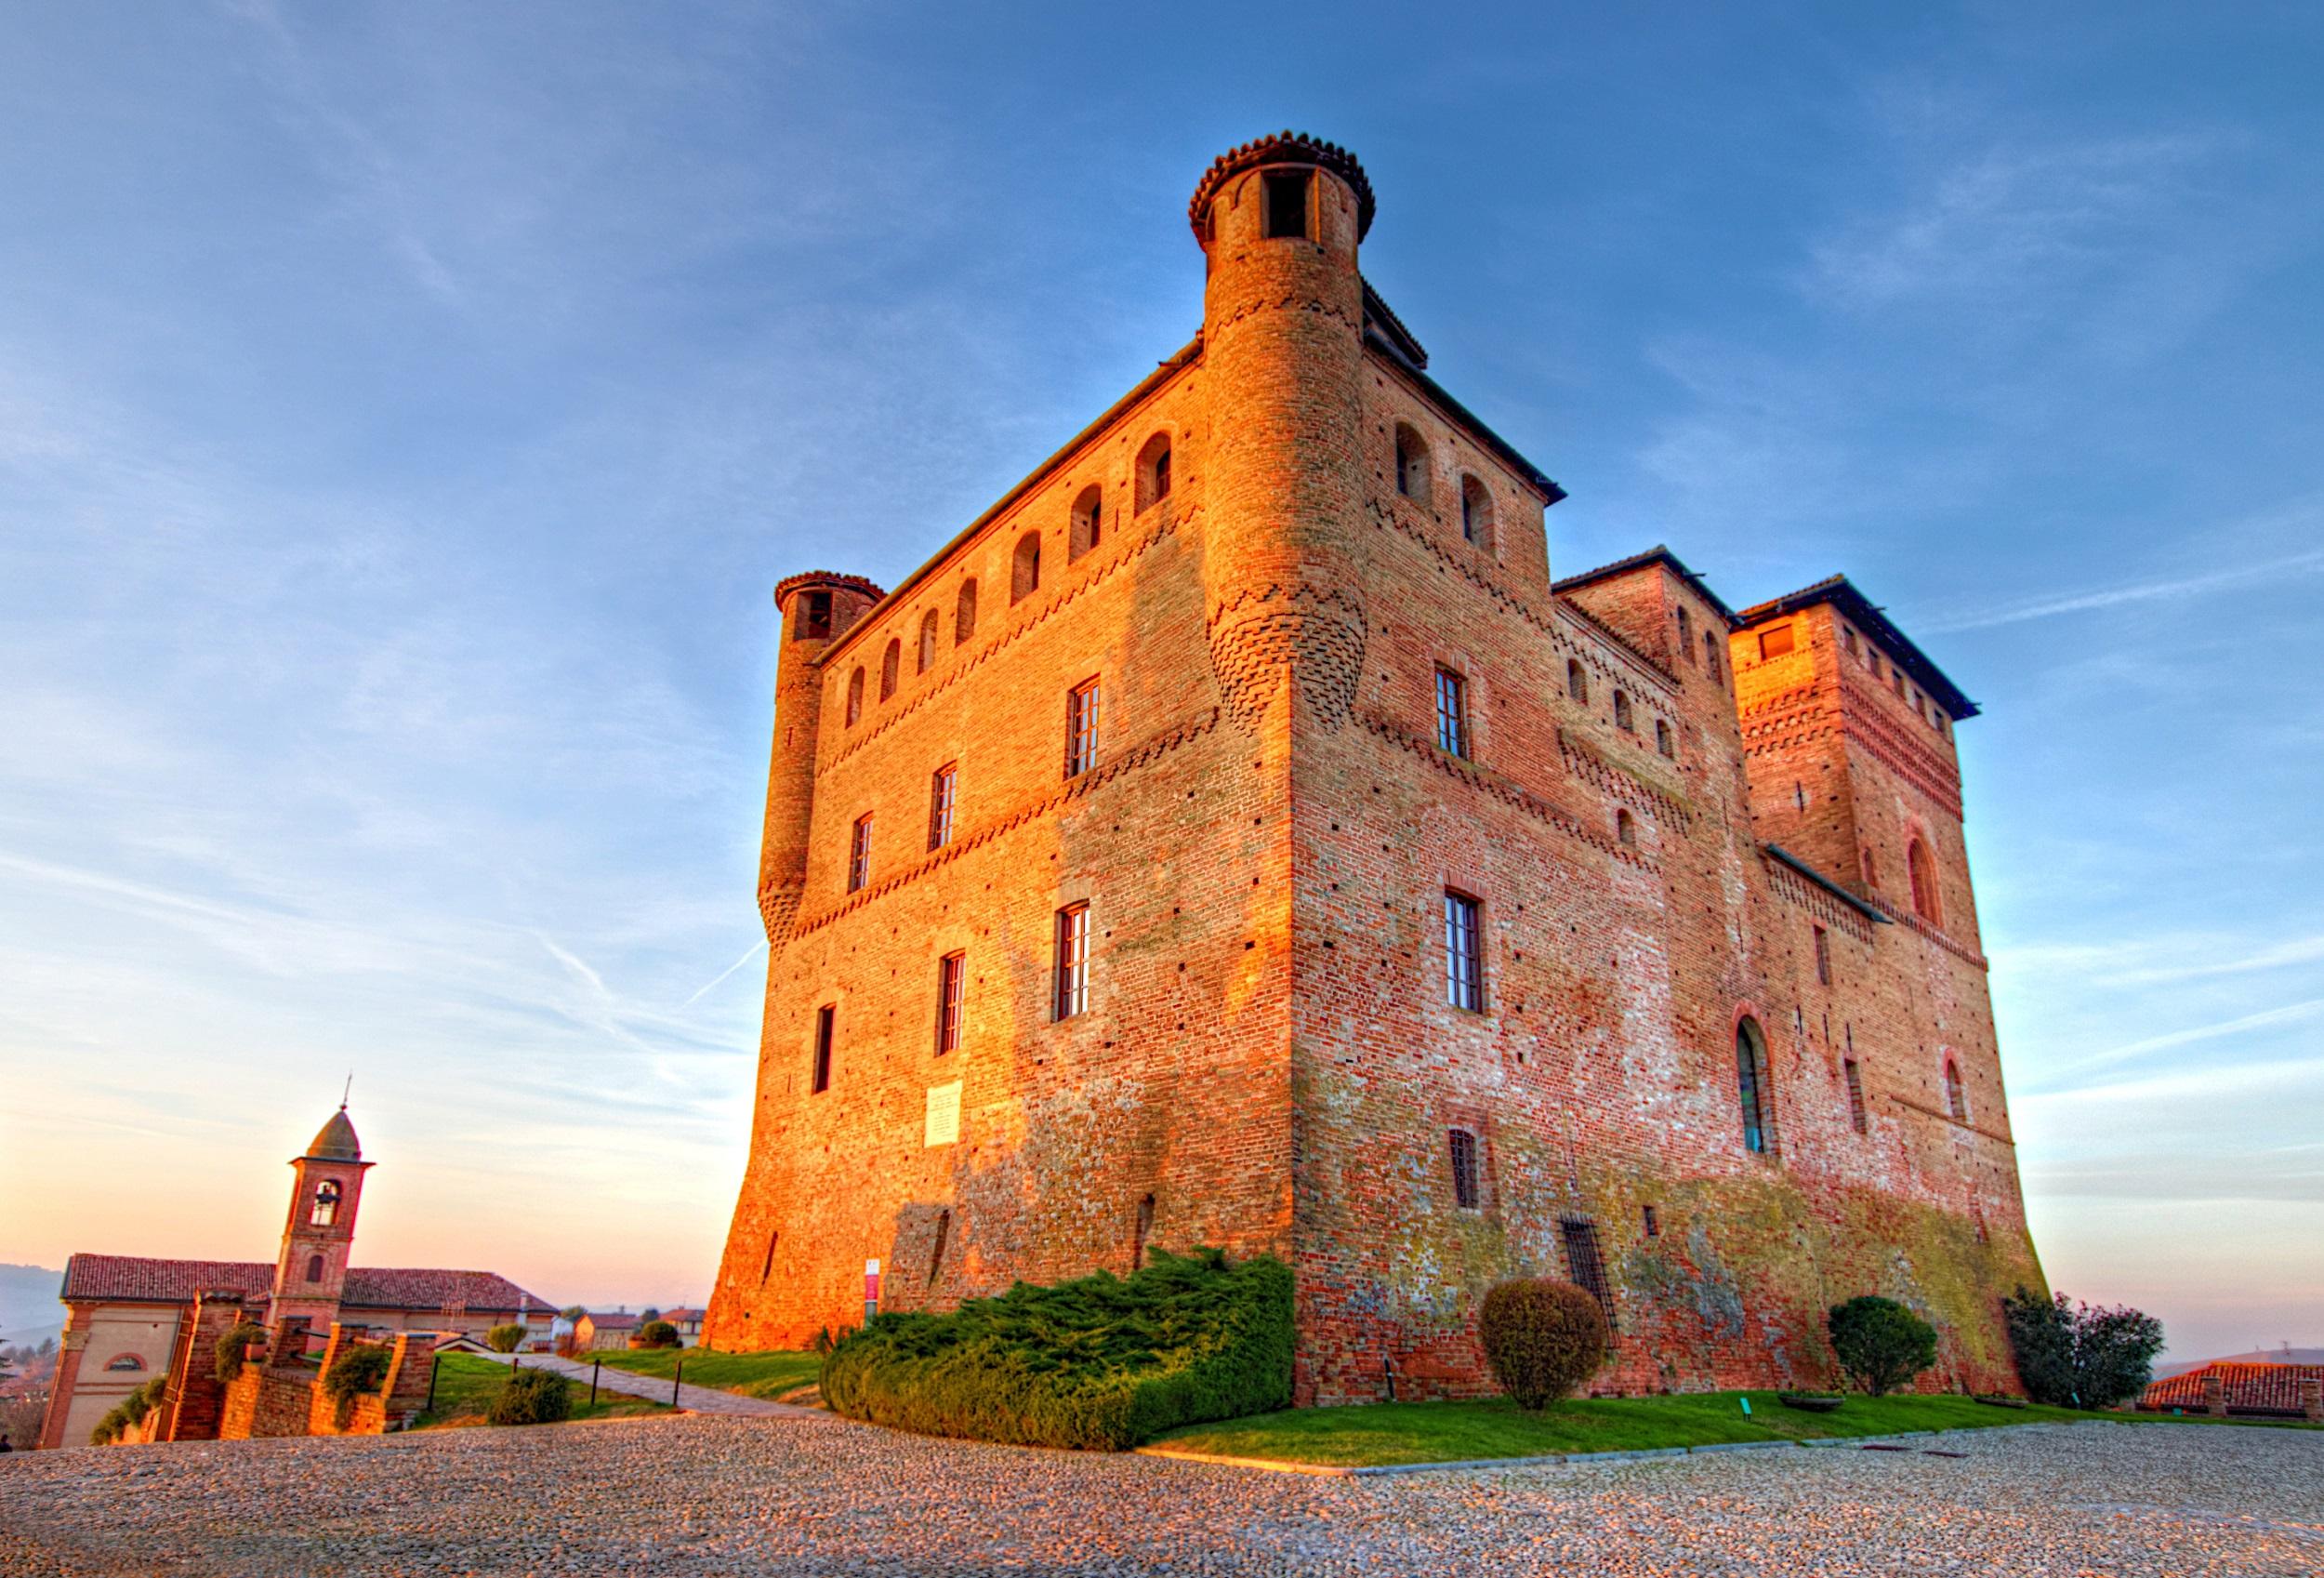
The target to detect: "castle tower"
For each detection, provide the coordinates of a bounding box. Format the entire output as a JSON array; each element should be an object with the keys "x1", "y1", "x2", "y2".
[
  {"x1": 758, "y1": 571, "x2": 884, "y2": 942},
  {"x1": 1189, "y1": 133, "x2": 1375, "y2": 729},
  {"x1": 270, "y1": 1106, "x2": 373, "y2": 1336}
]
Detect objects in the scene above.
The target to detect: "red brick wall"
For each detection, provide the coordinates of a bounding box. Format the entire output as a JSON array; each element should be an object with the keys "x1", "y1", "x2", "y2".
[{"x1": 706, "y1": 139, "x2": 2042, "y2": 1402}]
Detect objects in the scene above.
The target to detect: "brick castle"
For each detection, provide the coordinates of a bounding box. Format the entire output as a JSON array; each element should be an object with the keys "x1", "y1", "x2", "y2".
[{"x1": 705, "y1": 133, "x2": 2042, "y2": 1403}]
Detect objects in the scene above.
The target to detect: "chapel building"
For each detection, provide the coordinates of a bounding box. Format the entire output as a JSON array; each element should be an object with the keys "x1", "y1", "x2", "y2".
[
  {"x1": 705, "y1": 133, "x2": 2043, "y2": 1403},
  {"x1": 38, "y1": 1107, "x2": 550, "y2": 1448}
]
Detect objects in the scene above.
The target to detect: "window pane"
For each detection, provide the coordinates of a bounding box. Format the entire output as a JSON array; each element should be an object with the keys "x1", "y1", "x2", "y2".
[
  {"x1": 1054, "y1": 904, "x2": 1089, "y2": 1020},
  {"x1": 936, "y1": 953, "x2": 964, "y2": 1054},
  {"x1": 848, "y1": 814, "x2": 874, "y2": 893},
  {"x1": 1445, "y1": 892, "x2": 1483, "y2": 1012},
  {"x1": 1434, "y1": 669, "x2": 1467, "y2": 757},
  {"x1": 928, "y1": 765, "x2": 957, "y2": 851},
  {"x1": 1065, "y1": 680, "x2": 1101, "y2": 776}
]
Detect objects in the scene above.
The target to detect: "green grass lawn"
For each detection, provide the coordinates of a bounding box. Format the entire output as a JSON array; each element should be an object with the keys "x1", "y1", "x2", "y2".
[
  {"x1": 1148, "y1": 1391, "x2": 2138, "y2": 1467},
  {"x1": 414, "y1": 1352, "x2": 672, "y2": 1429},
  {"x1": 578, "y1": 1347, "x2": 823, "y2": 1401}
]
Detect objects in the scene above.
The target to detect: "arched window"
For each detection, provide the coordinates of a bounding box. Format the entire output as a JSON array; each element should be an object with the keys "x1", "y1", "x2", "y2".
[
  {"x1": 1908, "y1": 839, "x2": 1941, "y2": 924},
  {"x1": 1944, "y1": 1058, "x2": 1968, "y2": 1121},
  {"x1": 955, "y1": 578, "x2": 978, "y2": 644},
  {"x1": 1703, "y1": 630, "x2": 1722, "y2": 679},
  {"x1": 1656, "y1": 719, "x2": 1674, "y2": 757},
  {"x1": 1613, "y1": 689, "x2": 1634, "y2": 732},
  {"x1": 1010, "y1": 530, "x2": 1041, "y2": 603},
  {"x1": 1736, "y1": 1018, "x2": 1774, "y2": 1155},
  {"x1": 1862, "y1": 846, "x2": 1880, "y2": 887},
  {"x1": 879, "y1": 639, "x2": 901, "y2": 700},
  {"x1": 929, "y1": 1209, "x2": 950, "y2": 1286},
  {"x1": 1459, "y1": 474, "x2": 1493, "y2": 550},
  {"x1": 1566, "y1": 659, "x2": 1588, "y2": 704},
  {"x1": 1616, "y1": 809, "x2": 1637, "y2": 847},
  {"x1": 306, "y1": 1253, "x2": 324, "y2": 1283},
  {"x1": 103, "y1": 1354, "x2": 144, "y2": 1372},
  {"x1": 1393, "y1": 424, "x2": 1431, "y2": 505},
  {"x1": 1136, "y1": 431, "x2": 1172, "y2": 513},
  {"x1": 845, "y1": 667, "x2": 865, "y2": 726},
  {"x1": 1677, "y1": 604, "x2": 1694, "y2": 660},
  {"x1": 918, "y1": 609, "x2": 939, "y2": 674},
  {"x1": 310, "y1": 1179, "x2": 341, "y2": 1227},
  {"x1": 1133, "y1": 1193, "x2": 1155, "y2": 1271},
  {"x1": 1069, "y1": 484, "x2": 1103, "y2": 562}
]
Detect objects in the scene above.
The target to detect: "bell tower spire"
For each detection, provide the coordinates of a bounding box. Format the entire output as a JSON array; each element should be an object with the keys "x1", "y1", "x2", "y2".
[{"x1": 271, "y1": 1103, "x2": 374, "y2": 1336}]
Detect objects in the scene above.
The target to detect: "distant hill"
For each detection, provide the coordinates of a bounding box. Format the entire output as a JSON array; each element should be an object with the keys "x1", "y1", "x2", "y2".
[{"x1": 0, "y1": 1264, "x2": 64, "y2": 1344}]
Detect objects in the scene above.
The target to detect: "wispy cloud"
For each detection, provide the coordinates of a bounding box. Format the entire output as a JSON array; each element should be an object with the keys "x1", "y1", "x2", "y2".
[
  {"x1": 2057, "y1": 1001, "x2": 2324, "y2": 1079},
  {"x1": 1922, "y1": 547, "x2": 2324, "y2": 632}
]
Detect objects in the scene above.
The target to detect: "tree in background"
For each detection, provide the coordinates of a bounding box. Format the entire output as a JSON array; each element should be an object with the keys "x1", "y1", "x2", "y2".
[
  {"x1": 559, "y1": 1306, "x2": 587, "y2": 1322},
  {"x1": 2002, "y1": 1287, "x2": 2165, "y2": 1409},
  {"x1": 639, "y1": 1307, "x2": 661, "y2": 1322},
  {"x1": 636, "y1": 1320, "x2": 680, "y2": 1349},
  {"x1": 1827, "y1": 1295, "x2": 1938, "y2": 1395},
  {"x1": 485, "y1": 1323, "x2": 527, "y2": 1353}
]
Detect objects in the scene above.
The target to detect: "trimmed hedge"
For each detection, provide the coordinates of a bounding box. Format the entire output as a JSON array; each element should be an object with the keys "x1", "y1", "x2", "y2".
[
  {"x1": 488, "y1": 1368, "x2": 573, "y2": 1426},
  {"x1": 1478, "y1": 1280, "x2": 1607, "y2": 1409},
  {"x1": 821, "y1": 1247, "x2": 1292, "y2": 1451},
  {"x1": 636, "y1": 1320, "x2": 680, "y2": 1349},
  {"x1": 486, "y1": 1323, "x2": 527, "y2": 1353}
]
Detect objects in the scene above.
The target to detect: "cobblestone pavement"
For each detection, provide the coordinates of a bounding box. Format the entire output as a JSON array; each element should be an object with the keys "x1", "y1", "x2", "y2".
[
  {"x1": 459, "y1": 1351, "x2": 812, "y2": 1418},
  {"x1": 1, "y1": 1418, "x2": 2317, "y2": 1576}
]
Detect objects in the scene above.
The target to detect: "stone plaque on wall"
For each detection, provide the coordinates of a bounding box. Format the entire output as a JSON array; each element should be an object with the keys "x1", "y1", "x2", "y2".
[{"x1": 923, "y1": 1081, "x2": 961, "y2": 1147}]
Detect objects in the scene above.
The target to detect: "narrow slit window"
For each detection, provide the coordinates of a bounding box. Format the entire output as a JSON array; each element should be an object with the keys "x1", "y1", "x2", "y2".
[
  {"x1": 1459, "y1": 475, "x2": 1493, "y2": 550},
  {"x1": 935, "y1": 952, "x2": 965, "y2": 1055},
  {"x1": 929, "y1": 1210, "x2": 950, "y2": 1286},
  {"x1": 1945, "y1": 1058, "x2": 1968, "y2": 1121},
  {"x1": 880, "y1": 639, "x2": 901, "y2": 700},
  {"x1": 1560, "y1": 1218, "x2": 1616, "y2": 1331},
  {"x1": 1656, "y1": 719, "x2": 1674, "y2": 757},
  {"x1": 1052, "y1": 903, "x2": 1090, "y2": 1020},
  {"x1": 1616, "y1": 809, "x2": 1637, "y2": 847},
  {"x1": 1262, "y1": 168, "x2": 1312, "y2": 239},
  {"x1": 1613, "y1": 689, "x2": 1633, "y2": 732},
  {"x1": 956, "y1": 578, "x2": 978, "y2": 643},
  {"x1": 918, "y1": 609, "x2": 939, "y2": 673},
  {"x1": 1677, "y1": 604, "x2": 1694, "y2": 660},
  {"x1": 759, "y1": 1231, "x2": 778, "y2": 1284},
  {"x1": 811, "y1": 1005, "x2": 835, "y2": 1094},
  {"x1": 845, "y1": 667, "x2": 864, "y2": 726},
  {"x1": 927, "y1": 763, "x2": 957, "y2": 851},
  {"x1": 1642, "y1": 1203, "x2": 1659, "y2": 1238},
  {"x1": 1736, "y1": 1018, "x2": 1772, "y2": 1155},
  {"x1": 1133, "y1": 1194, "x2": 1155, "y2": 1271},
  {"x1": 1434, "y1": 667, "x2": 1469, "y2": 758},
  {"x1": 1064, "y1": 677, "x2": 1101, "y2": 776},
  {"x1": 847, "y1": 813, "x2": 873, "y2": 893},
  {"x1": 1444, "y1": 890, "x2": 1484, "y2": 1012},
  {"x1": 1447, "y1": 1128, "x2": 1480, "y2": 1209},
  {"x1": 1843, "y1": 1058, "x2": 1868, "y2": 1134},
  {"x1": 1704, "y1": 631, "x2": 1722, "y2": 680},
  {"x1": 1813, "y1": 925, "x2": 1831, "y2": 986},
  {"x1": 1566, "y1": 658, "x2": 1589, "y2": 704}
]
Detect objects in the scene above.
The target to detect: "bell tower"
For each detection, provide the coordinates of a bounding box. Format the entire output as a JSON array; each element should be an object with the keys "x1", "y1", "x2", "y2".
[{"x1": 271, "y1": 1105, "x2": 373, "y2": 1335}]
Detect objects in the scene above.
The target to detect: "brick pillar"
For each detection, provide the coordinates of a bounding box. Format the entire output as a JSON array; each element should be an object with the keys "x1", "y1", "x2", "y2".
[
  {"x1": 36, "y1": 1322, "x2": 90, "y2": 1450},
  {"x1": 2300, "y1": 1375, "x2": 2321, "y2": 1423},
  {"x1": 2200, "y1": 1372, "x2": 2226, "y2": 1417},
  {"x1": 381, "y1": 1333, "x2": 437, "y2": 1426},
  {"x1": 165, "y1": 1292, "x2": 249, "y2": 1442}
]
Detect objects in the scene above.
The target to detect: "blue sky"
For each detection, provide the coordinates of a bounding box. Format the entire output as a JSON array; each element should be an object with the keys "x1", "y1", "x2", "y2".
[{"x1": 1, "y1": 1, "x2": 2317, "y2": 1357}]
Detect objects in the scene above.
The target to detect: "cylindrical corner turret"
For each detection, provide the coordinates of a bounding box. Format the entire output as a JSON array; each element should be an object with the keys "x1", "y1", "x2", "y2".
[
  {"x1": 759, "y1": 571, "x2": 883, "y2": 942},
  {"x1": 1189, "y1": 132, "x2": 1373, "y2": 730}
]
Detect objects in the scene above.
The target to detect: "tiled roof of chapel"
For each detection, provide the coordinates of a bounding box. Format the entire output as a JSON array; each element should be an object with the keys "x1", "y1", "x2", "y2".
[
  {"x1": 59, "y1": 1254, "x2": 548, "y2": 1314},
  {"x1": 2142, "y1": 1362, "x2": 2323, "y2": 1414}
]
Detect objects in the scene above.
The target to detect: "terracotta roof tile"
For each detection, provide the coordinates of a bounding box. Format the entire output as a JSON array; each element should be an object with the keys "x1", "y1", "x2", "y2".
[
  {"x1": 2143, "y1": 1361, "x2": 2323, "y2": 1413},
  {"x1": 58, "y1": 1254, "x2": 547, "y2": 1315}
]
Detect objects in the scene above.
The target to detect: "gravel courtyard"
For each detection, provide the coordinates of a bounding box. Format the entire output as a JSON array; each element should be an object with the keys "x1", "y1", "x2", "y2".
[{"x1": 2, "y1": 1415, "x2": 2317, "y2": 1577}]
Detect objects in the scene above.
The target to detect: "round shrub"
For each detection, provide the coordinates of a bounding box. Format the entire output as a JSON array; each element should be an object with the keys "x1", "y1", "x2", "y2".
[
  {"x1": 1827, "y1": 1295, "x2": 1939, "y2": 1396},
  {"x1": 636, "y1": 1320, "x2": 680, "y2": 1349},
  {"x1": 214, "y1": 1320, "x2": 266, "y2": 1383},
  {"x1": 488, "y1": 1367, "x2": 573, "y2": 1426},
  {"x1": 485, "y1": 1323, "x2": 526, "y2": 1353},
  {"x1": 1477, "y1": 1279, "x2": 1607, "y2": 1410}
]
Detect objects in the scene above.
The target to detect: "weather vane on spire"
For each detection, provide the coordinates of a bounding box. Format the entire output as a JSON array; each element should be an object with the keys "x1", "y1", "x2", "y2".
[{"x1": 341, "y1": 1071, "x2": 352, "y2": 1110}]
